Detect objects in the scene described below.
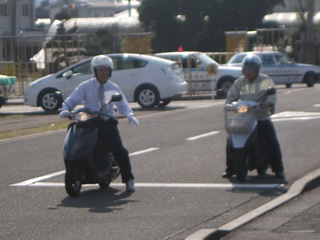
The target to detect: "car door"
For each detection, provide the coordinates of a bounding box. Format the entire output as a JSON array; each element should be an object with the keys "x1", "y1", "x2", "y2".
[
  {"x1": 60, "y1": 59, "x2": 93, "y2": 97},
  {"x1": 274, "y1": 53, "x2": 302, "y2": 84},
  {"x1": 259, "y1": 53, "x2": 283, "y2": 84},
  {"x1": 109, "y1": 55, "x2": 141, "y2": 101}
]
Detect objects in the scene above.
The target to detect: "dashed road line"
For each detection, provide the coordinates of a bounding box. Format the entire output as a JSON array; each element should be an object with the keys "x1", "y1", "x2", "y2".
[
  {"x1": 186, "y1": 131, "x2": 220, "y2": 141},
  {"x1": 129, "y1": 147, "x2": 159, "y2": 157}
]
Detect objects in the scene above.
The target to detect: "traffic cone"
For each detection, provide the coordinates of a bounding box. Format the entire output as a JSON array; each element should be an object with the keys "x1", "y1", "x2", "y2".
[{"x1": 177, "y1": 45, "x2": 184, "y2": 52}]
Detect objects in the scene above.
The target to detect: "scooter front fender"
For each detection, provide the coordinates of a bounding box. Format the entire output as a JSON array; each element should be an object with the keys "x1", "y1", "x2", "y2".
[
  {"x1": 230, "y1": 122, "x2": 257, "y2": 149},
  {"x1": 63, "y1": 124, "x2": 98, "y2": 161}
]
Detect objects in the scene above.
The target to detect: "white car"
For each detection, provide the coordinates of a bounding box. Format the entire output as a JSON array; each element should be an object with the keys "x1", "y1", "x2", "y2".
[
  {"x1": 24, "y1": 53, "x2": 187, "y2": 111},
  {"x1": 154, "y1": 51, "x2": 242, "y2": 95},
  {"x1": 224, "y1": 51, "x2": 320, "y2": 88}
]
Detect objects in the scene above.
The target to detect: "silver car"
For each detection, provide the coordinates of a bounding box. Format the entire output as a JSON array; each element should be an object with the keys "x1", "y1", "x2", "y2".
[{"x1": 225, "y1": 51, "x2": 320, "y2": 88}]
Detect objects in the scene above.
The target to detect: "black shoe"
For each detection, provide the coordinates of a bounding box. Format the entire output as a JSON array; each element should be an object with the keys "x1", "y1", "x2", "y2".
[{"x1": 275, "y1": 171, "x2": 285, "y2": 178}]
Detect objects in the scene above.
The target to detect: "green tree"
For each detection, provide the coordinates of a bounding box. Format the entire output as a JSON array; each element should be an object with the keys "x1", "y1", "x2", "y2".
[
  {"x1": 138, "y1": 0, "x2": 181, "y2": 52},
  {"x1": 82, "y1": 28, "x2": 122, "y2": 56},
  {"x1": 54, "y1": 11, "x2": 71, "y2": 21},
  {"x1": 138, "y1": 0, "x2": 284, "y2": 52}
]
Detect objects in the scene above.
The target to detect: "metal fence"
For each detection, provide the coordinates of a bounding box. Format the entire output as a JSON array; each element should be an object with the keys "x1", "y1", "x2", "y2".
[{"x1": 0, "y1": 33, "x2": 237, "y2": 96}]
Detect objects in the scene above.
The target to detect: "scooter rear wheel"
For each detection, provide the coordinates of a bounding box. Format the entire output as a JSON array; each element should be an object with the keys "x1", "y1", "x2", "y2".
[
  {"x1": 234, "y1": 149, "x2": 248, "y2": 181},
  {"x1": 65, "y1": 167, "x2": 82, "y2": 197}
]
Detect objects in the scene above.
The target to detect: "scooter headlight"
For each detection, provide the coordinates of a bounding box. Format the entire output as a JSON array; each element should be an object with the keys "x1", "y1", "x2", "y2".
[
  {"x1": 72, "y1": 112, "x2": 97, "y2": 121},
  {"x1": 237, "y1": 104, "x2": 249, "y2": 113}
]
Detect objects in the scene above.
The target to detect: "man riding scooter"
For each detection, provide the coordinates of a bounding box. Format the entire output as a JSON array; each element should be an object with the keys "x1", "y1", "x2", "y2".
[
  {"x1": 59, "y1": 55, "x2": 139, "y2": 192},
  {"x1": 222, "y1": 54, "x2": 285, "y2": 179}
]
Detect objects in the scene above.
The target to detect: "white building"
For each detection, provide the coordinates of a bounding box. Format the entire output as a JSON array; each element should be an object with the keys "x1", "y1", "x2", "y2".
[{"x1": 0, "y1": 0, "x2": 36, "y2": 36}]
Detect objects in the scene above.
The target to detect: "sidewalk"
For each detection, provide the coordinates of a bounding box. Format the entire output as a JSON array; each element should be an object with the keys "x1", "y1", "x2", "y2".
[
  {"x1": 187, "y1": 169, "x2": 320, "y2": 240},
  {"x1": 223, "y1": 185, "x2": 320, "y2": 240}
]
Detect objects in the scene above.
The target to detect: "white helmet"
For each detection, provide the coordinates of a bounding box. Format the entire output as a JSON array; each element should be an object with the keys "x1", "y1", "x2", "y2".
[
  {"x1": 242, "y1": 54, "x2": 262, "y2": 73},
  {"x1": 91, "y1": 55, "x2": 113, "y2": 77}
]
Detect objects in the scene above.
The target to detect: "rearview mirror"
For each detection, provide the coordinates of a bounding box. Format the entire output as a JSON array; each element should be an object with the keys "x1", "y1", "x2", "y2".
[
  {"x1": 53, "y1": 91, "x2": 63, "y2": 102},
  {"x1": 110, "y1": 92, "x2": 122, "y2": 102},
  {"x1": 63, "y1": 70, "x2": 73, "y2": 79}
]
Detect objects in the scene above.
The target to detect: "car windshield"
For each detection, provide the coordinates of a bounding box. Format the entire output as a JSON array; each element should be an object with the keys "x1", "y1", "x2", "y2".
[
  {"x1": 228, "y1": 54, "x2": 246, "y2": 64},
  {"x1": 197, "y1": 53, "x2": 218, "y2": 66}
]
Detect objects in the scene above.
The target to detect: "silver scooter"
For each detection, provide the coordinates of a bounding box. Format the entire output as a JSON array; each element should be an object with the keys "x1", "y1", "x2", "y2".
[{"x1": 224, "y1": 88, "x2": 276, "y2": 181}]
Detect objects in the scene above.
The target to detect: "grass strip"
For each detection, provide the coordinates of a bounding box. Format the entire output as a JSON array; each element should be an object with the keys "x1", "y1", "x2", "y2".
[{"x1": 0, "y1": 121, "x2": 69, "y2": 140}]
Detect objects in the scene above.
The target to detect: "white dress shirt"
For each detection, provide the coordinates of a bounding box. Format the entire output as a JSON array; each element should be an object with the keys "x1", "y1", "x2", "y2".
[{"x1": 62, "y1": 78, "x2": 134, "y2": 118}]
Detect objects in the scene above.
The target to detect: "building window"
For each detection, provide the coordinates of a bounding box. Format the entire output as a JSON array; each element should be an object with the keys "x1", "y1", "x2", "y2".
[
  {"x1": 22, "y1": 4, "x2": 29, "y2": 16},
  {"x1": 0, "y1": 4, "x2": 8, "y2": 16}
]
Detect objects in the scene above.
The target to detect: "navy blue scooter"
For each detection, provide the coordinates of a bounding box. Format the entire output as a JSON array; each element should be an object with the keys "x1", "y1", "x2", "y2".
[{"x1": 54, "y1": 91, "x2": 122, "y2": 197}]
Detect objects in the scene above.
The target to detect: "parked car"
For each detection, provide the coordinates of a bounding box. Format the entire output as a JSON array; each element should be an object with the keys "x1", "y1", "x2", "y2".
[
  {"x1": 224, "y1": 51, "x2": 320, "y2": 88},
  {"x1": 24, "y1": 53, "x2": 187, "y2": 111},
  {"x1": 154, "y1": 51, "x2": 242, "y2": 95},
  {"x1": 0, "y1": 75, "x2": 16, "y2": 108}
]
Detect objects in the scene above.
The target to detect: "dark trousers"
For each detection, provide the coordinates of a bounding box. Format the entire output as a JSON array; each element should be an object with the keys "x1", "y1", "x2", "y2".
[
  {"x1": 257, "y1": 119, "x2": 283, "y2": 173},
  {"x1": 92, "y1": 118, "x2": 134, "y2": 183}
]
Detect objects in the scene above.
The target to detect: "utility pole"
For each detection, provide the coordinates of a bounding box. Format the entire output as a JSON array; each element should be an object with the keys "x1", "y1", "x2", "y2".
[
  {"x1": 306, "y1": 0, "x2": 315, "y2": 64},
  {"x1": 128, "y1": 0, "x2": 131, "y2": 17}
]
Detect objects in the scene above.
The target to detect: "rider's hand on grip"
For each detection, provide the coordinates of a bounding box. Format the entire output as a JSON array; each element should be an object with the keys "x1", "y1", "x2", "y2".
[
  {"x1": 260, "y1": 102, "x2": 271, "y2": 110},
  {"x1": 59, "y1": 110, "x2": 70, "y2": 119}
]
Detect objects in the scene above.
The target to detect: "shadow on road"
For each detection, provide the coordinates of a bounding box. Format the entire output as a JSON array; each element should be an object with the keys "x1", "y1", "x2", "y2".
[{"x1": 56, "y1": 187, "x2": 138, "y2": 213}]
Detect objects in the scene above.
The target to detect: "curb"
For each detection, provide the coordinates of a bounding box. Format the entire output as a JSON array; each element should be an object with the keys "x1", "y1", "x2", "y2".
[{"x1": 186, "y1": 168, "x2": 320, "y2": 240}]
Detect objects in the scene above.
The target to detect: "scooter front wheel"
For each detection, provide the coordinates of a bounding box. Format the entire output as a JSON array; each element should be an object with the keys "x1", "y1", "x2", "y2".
[
  {"x1": 65, "y1": 167, "x2": 82, "y2": 197},
  {"x1": 234, "y1": 149, "x2": 248, "y2": 182},
  {"x1": 99, "y1": 179, "x2": 111, "y2": 188}
]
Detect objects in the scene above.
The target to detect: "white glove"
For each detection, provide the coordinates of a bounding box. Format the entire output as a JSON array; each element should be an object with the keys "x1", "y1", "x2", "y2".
[
  {"x1": 128, "y1": 115, "x2": 139, "y2": 127},
  {"x1": 59, "y1": 110, "x2": 70, "y2": 118}
]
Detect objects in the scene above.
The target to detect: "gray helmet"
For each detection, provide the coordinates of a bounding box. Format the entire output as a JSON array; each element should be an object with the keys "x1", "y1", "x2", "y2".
[
  {"x1": 242, "y1": 54, "x2": 262, "y2": 73},
  {"x1": 91, "y1": 55, "x2": 113, "y2": 77}
]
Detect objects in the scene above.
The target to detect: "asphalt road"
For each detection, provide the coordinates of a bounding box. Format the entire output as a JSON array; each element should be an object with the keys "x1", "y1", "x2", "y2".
[{"x1": 1, "y1": 85, "x2": 320, "y2": 240}]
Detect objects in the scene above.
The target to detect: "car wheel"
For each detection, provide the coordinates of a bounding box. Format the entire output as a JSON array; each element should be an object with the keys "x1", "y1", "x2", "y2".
[
  {"x1": 285, "y1": 83, "x2": 292, "y2": 88},
  {"x1": 219, "y1": 78, "x2": 234, "y2": 95},
  {"x1": 39, "y1": 89, "x2": 60, "y2": 111},
  {"x1": 304, "y1": 73, "x2": 316, "y2": 87},
  {"x1": 157, "y1": 99, "x2": 171, "y2": 107},
  {"x1": 136, "y1": 85, "x2": 159, "y2": 108}
]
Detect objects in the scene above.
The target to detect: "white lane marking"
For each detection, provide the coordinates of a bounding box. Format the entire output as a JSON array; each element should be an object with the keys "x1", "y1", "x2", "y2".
[
  {"x1": 11, "y1": 170, "x2": 65, "y2": 186},
  {"x1": 129, "y1": 147, "x2": 159, "y2": 157},
  {"x1": 20, "y1": 182, "x2": 284, "y2": 189},
  {"x1": 272, "y1": 111, "x2": 320, "y2": 122},
  {"x1": 187, "y1": 131, "x2": 220, "y2": 141},
  {"x1": 273, "y1": 116, "x2": 320, "y2": 122},
  {"x1": 11, "y1": 148, "x2": 159, "y2": 187}
]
